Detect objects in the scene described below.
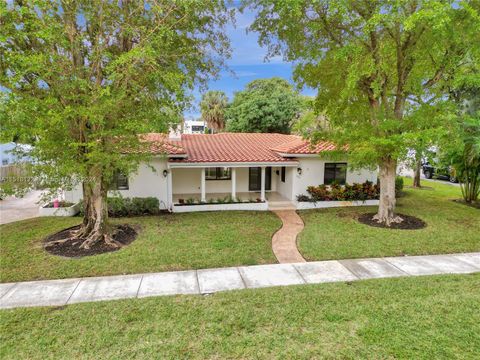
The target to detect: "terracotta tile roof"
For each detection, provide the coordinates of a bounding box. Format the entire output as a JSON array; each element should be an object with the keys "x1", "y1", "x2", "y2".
[
  {"x1": 140, "y1": 133, "x2": 186, "y2": 155},
  {"x1": 270, "y1": 137, "x2": 337, "y2": 154},
  {"x1": 139, "y1": 133, "x2": 339, "y2": 163}
]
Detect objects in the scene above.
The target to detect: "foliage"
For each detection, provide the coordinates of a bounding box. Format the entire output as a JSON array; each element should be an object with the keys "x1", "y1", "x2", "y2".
[
  {"x1": 247, "y1": 0, "x2": 480, "y2": 222},
  {"x1": 225, "y1": 77, "x2": 304, "y2": 134},
  {"x1": 175, "y1": 196, "x2": 261, "y2": 205},
  {"x1": 200, "y1": 90, "x2": 228, "y2": 132},
  {"x1": 444, "y1": 117, "x2": 480, "y2": 203},
  {"x1": 79, "y1": 197, "x2": 160, "y2": 217},
  {"x1": 298, "y1": 181, "x2": 379, "y2": 202},
  {"x1": 0, "y1": 0, "x2": 232, "y2": 242},
  {"x1": 395, "y1": 176, "x2": 405, "y2": 197}
]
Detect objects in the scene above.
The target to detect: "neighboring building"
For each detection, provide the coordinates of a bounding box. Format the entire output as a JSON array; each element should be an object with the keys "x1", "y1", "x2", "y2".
[
  {"x1": 183, "y1": 119, "x2": 206, "y2": 134},
  {"x1": 64, "y1": 133, "x2": 377, "y2": 211}
]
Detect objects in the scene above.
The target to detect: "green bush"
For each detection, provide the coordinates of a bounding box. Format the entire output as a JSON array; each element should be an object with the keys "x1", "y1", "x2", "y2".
[
  {"x1": 395, "y1": 176, "x2": 404, "y2": 197},
  {"x1": 79, "y1": 197, "x2": 160, "y2": 217},
  {"x1": 299, "y1": 181, "x2": 380, "y2": 202}
]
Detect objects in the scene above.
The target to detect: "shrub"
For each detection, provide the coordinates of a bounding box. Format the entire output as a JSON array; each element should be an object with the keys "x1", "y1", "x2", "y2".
[
  {"x1": 301, "y1": 181, "x2": 380, "y2": 202},
  {"x1": 296, "y1": 194, "x2": 312, "y2": 202},
  {"x1": 395, "y1": 176, "x2": 404, "y2": 197},
  {"x1": 79, "y1": 197, "x2": 160, "y2": 217}
]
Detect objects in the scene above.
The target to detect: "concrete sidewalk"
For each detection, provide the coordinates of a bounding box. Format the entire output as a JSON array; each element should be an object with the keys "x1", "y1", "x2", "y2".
[{"x1": 1, "y1": 252, "x2": 479, "y2": 309}]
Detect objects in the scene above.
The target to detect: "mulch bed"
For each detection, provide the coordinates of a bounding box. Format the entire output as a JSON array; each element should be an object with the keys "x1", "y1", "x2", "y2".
[
  {"x1": 44, "y1": 224, "x2": 137, "y2": 258},
  {"x1": 358, "y1": 213, "x2": 426, "y2": 230}
]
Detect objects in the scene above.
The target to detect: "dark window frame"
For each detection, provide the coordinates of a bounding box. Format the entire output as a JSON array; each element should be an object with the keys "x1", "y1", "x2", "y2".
[
  {"x1": 191, "y1": 125, "x2": 204, "y2": 132},
  {"x1": 110, "y1": 171, "x2": 129, "y2": 190},
  {"x1": 281, "y1": 167, "x2": 286, "y2": 183},
  {"x1": 324, "y1": 163, "x2": 347, "y2": 185},
  {"x1": 205, "y1": 167, "x2": 231, "y2": 181}
]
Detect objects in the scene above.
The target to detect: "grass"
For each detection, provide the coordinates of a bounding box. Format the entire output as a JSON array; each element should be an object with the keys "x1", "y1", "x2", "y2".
[
  {"x1": 0, "y1": 211, "x2": 280, "y2": 283},
  {"x1": 1, "y1": 274, "x2": 479, "y2": 359},
  {"x1": 298, "y1": 178, "x2": 480, "y2": 261}
]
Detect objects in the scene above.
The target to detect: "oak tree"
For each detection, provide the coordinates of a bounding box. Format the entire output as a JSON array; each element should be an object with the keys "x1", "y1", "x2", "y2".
[
  {"x1": 1, "y1": 0, "x2": 231, "y2": 248},
  {"x1": 248, "y1": 0, "x2": 479, "y2": 225}
]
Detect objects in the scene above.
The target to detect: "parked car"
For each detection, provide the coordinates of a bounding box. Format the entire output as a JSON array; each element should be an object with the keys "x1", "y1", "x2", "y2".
[{"x1": 422, "y1": 162, "x2": 458, "y2": 183}]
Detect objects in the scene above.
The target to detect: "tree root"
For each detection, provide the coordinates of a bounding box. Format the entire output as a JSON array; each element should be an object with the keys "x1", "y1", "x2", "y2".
[
  {"x1": 45, "y1": 227, "x2": 124, "y2": 250},
  {"x1": 372, "y1": 213, "x2": 404, "y2": 226},
  {"x1": 79, "y1": 231, "x2": 123, "y2": 250}
]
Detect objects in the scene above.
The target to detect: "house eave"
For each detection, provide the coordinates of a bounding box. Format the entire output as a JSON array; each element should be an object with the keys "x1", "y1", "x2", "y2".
[{"x1": 168, "y1": 161, "x2": 299, "y2": 168}]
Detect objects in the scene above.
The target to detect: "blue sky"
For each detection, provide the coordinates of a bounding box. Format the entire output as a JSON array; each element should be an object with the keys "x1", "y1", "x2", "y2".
[{"x1": 185, "y1": 7, "x2": 316, "y2": 119}]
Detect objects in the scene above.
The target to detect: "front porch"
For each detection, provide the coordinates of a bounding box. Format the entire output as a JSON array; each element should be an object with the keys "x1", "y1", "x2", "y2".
[
  {"x1": 172, "y1": 191, "x2": 290, "y2": 204},
  {"x1": 167, "y1": 164, "x2": 297, "y2": 210}
]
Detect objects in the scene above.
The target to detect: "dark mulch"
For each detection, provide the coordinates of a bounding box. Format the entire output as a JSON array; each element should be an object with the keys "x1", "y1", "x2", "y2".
[
  {"x1": 44, "y1": 224, "x2": 137, "y2": 258},
  {"x1": 358, "y1": 213, "x2": 426, "y2": 230}
]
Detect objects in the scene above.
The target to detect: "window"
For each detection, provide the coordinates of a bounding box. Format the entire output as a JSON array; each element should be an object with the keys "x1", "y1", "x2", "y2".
[
  {"x1": 324, "y1": 163, "x2": 347, "y2": 185},
  {"x1": 205, "y1": 167, "x2": 231, "y2": 180},
  {"x1": 281, "y1": 167, "x2": 286, "y2": 183},
  {"x1": 110, "y1": 171, "x2": 129, "y2": 190},
  {"x1": 2, "y1": 159, "x2": 8, "y2": 165},
  {"x1": 191, "y1": 125, "x2": 204, "y2": 133}
]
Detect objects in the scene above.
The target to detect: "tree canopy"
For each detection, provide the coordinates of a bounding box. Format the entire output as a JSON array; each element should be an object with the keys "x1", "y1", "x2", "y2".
[
  {"x1": 248, "y1": 0, "x2": 480, "y2": 224},
  {"x1": 200, "y1": 90, "x2": 228, "y2": 132},
  {"x1": 226, "y1": 77, "x2": 304, "y2": 134},
  {"x1": 0, "y1": 0, "x2": 231, "y2": 248}
]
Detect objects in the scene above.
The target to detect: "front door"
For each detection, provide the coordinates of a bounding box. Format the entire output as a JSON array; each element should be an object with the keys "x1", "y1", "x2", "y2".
[{"x1": 249, "y1": 167, "x2": 271, "y2": 191}]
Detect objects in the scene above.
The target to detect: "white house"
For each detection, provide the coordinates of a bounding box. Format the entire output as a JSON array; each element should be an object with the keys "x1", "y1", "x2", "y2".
[
  {"x1": 183, "y1": 119, "x2": 206, "y2": 134},
  {"x1": 64, "y1": 133, "x2": 377, "y2": 212}
]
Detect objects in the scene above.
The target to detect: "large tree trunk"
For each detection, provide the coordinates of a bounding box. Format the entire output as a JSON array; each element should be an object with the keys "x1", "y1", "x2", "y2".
[
  {"x1": 373, "y1": 157, "x2": 403, "y2": 226},
  {"x1": 76, "y1": 171, "x2": 119, "y2": 249},
  {"x1": 412, "y1": 152, "x2": 422, "y2": 188}
]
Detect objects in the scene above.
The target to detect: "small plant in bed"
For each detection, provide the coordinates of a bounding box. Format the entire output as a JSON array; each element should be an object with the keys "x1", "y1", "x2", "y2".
[
  {"x1": 297, "y1": 181, "x2": 380, "y2": 202},
  {"x1": 43, "y1": 201, "x2": 75, "y2": 208}
]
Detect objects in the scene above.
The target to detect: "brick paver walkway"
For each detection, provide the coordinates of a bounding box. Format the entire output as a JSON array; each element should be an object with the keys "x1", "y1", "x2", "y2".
[{"x1": 271, "y1": 210, "x2": 306, "y2": 263}]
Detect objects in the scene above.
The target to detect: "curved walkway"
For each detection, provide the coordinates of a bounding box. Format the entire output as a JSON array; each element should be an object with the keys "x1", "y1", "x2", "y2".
[{"x1": 271, "y1": 210, "x2": 306, "y2": 263}]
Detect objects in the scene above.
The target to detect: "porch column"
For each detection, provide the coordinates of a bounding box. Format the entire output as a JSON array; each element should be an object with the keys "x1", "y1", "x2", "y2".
[
  {"x1": 201, "y1": 168, "x2": 206, "y2": 202},
  {"x1": 167, "y1": 168, "x2": 173, "y2": 210},
  {"x1": 260, "y1": 166, "x2": 266, "y2": 201},
  {"x1": 231, "y1": 168, "x2": 236, "y2": 199}
]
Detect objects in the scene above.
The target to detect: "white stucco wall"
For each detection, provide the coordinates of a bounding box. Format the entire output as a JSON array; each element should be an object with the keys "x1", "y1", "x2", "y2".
[
  {"x1": 274, "y1": 166, "x2": 294, "y2": 200},
  {"x1": 63, "y1": 158, "x2": 377, "y2": 209},
  {"x1": 63, "y1": 158, "x2": 170, "y2": 210},
  {"x1": 292, "y1": 158, "x2": 377, "y2": 199}
]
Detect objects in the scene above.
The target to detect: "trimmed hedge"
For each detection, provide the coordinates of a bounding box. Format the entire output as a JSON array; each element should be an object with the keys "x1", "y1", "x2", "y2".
[
  {"x1": 298, "y1": 181, "x2": 379, "y2": 202},
  {"x1": 395, "y1": 176, "x2": 404, "y2": 196},
  {"x1": 298, "y1": 178, "x2": 404, "y2": 202},
  {"x1": 79, "y1": 197, "x2": 160, "y2": 217}
]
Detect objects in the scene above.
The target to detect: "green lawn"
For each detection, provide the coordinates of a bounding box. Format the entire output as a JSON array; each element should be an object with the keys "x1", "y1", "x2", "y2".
[
  {"x1": 298, "y1": 178, "x2": 480, "y2": 261},
  {"x1": 0, "y1": 274, "x2": 478, "y2": 359},
  {"x1": 0, "y1": 211, "x2": 280, "y2": 283}
]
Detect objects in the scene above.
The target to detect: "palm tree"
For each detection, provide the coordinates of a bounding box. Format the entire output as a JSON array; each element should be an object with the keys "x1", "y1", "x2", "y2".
[{"x1": 200, "y1": 91, "x2": 228, "y2": 133}]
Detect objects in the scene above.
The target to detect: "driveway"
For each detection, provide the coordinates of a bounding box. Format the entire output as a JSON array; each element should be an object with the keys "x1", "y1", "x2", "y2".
[
  {"x1": 0, "y1": 190, "x2": 43, "y2": 225},
  {"x1": 397, "y1": 167, "x2": 460, "y2": 187}
]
